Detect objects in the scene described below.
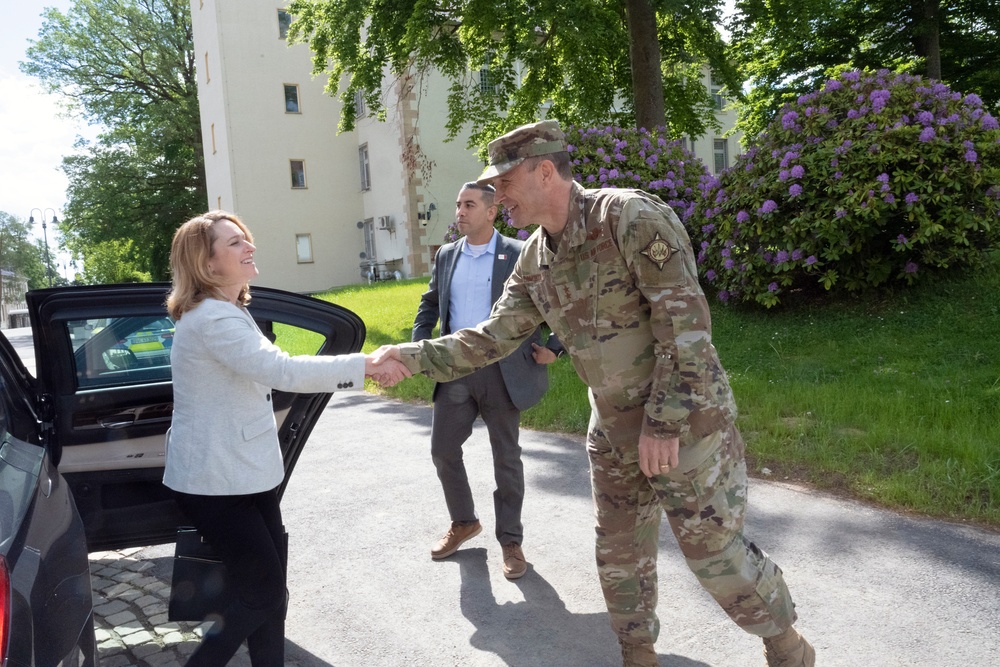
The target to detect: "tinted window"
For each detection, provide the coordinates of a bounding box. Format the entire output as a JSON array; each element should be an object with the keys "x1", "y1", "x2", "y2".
[
  {"x1": 0, "y1": 437, "x2": 44, "y2": 551},
  {"x1": 69, "y1": 316, "x2": 175, "y2": 389}
]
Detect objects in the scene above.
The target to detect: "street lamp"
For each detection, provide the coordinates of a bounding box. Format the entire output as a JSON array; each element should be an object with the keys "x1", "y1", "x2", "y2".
[{"x1": 28, "y1": 208, "x2": 57, "y2": 287}]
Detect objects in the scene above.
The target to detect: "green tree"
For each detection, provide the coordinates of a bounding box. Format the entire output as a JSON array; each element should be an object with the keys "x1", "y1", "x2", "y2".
[
  {"x1": 79, "y1": 238, "x2": 153, "y2": 285},
  {"x1": 21, "y1": 0, "x2": 205, "y2": 282},
  {"x1": 0, "y1": 212, "x2": 50, "y2": 301},
  {"x1": 286, "y1": 0, "x2": 741, "y2": 150},
  {"x1": 728, "y1": 0, "x2": 1000, "y2": 139}
]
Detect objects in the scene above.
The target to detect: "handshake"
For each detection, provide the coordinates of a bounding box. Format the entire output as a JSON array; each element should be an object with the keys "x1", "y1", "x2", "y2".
[{"x1": 363, "y1": 345, "x2": 408, "y2": 387}]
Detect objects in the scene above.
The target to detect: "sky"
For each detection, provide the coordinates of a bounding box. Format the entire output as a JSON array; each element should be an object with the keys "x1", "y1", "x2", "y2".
[{"x1": 1, "y1": 1, "x2": 95, "y2": 278}]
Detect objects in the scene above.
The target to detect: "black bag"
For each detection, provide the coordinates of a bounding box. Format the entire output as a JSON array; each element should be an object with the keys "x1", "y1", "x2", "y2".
[
  {"x1": 167, "y1": 526, "x2": 289, "y2": 622},
  {"x1": 168, "y1": 527, "x2": 231, "y2": 622}
]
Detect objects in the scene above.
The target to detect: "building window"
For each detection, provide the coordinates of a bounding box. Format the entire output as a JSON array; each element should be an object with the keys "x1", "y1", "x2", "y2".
[
  {"x1": 290, "y1": 160, "x2": 306, "y2": 189},
  {"x1": 354, "y1": 90, "x2": 366, "y2": 119},
  {"x1": 295, "y1": 234, "x2": 314, "y2": 263},
  {"x1": 711, "y1": 74, "x2": 725, "y2": 111},
  {"x1": 359, "y1": 144, "x2": 371, "y2": 191},
  {"x1": 277, "y1": 10, "x2": 292, "y2": 39},
  {"x1": 210, "y1": 123, "x2": 216, "y2": 154},
  {"x1": 713, "y1": 138, "x2": 729, "y2": 174},
  {"x1": 284, "y1": 84, "x2": 300, "y2": 113},
  {"x1": 479, "y1": 62, "x2": 499, "y2": 95},
  {"x1": 361, "y1": 218, "x2": 376, "y2": 262},
  {"x1": 204, "y1": 52, "x2": 210, "y2": 83},
  {"x1": 217, "y1": 195, "x2": 222, "y2": 209}
]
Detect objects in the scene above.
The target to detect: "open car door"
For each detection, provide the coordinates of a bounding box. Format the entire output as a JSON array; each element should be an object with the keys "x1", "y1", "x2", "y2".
[{"x1": 27, "y1": 283, "x2": 365, "y2": 552}]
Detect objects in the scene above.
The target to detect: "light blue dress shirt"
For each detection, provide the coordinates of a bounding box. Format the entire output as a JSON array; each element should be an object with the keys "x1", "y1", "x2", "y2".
[{"x1": 448, "y1": 230, "x2": 498, "y2": 333}]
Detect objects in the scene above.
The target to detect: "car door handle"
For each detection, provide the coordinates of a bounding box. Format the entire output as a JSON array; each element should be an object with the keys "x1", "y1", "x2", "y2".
[{"x1": 99, "y1": 414, "x2": 138, "y2": 429}]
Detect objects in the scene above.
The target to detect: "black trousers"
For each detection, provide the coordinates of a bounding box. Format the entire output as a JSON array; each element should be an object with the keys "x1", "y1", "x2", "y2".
[{"x1": 174, "y1": 488, "x2": 287, "y2": 667}]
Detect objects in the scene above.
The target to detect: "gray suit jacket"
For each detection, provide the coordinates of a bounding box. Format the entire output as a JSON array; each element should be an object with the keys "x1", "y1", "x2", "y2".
[{"x1": 412, "y1": 233, "x2": 562, "y2": 411}]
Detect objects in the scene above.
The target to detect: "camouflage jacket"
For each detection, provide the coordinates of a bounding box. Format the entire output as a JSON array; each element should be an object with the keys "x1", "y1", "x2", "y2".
[{"x1": 398, "y1": 181, "x2": 737, "y2": 451}]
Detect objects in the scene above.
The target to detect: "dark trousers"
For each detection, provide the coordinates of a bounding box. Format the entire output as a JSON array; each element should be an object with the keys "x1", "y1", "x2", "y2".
[
  {"x1": 174, "y1": 488, "x2": 287, "y2": 667},
  {"x1": 430, "y1": 362, "x2": 524, "y2": 545}
]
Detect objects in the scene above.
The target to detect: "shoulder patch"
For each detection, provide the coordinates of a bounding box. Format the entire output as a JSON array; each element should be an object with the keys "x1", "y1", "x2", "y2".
[{"x1": 640, "y1": 232, "x2": 678, "y2": 270}]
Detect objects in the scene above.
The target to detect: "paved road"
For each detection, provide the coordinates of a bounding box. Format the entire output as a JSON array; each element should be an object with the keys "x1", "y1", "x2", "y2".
[
  {"x1": 87, "y1": 392, "x2": 999, "y2": 666},
  {"x1": 4, "y1": 326, "x2": 34, "y2": 374}
]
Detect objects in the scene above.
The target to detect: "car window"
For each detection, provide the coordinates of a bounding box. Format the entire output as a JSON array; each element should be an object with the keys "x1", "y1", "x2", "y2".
[
  {"x1": 68, "y1": 317, "x2": 326, "y2": 390},
  {"x1": 271, "y1": 322, "x2": 325, "y2": 355},
  {"x1": 0, "y1": 368, "x2": 43, "y2": 549},
  {"x1": 69, "y1": 316, "x2": 176, "y2": 389},
  {"x1": 0, "y1": 366, "x2": 35, "y2": 553},
  {"x1": 0, "y1": 439, "x2": 43, "y2": 550}
]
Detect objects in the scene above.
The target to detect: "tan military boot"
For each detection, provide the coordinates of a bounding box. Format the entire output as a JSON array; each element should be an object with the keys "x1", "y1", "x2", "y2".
[
  {"x1": 763, "y1": 625, "x2": 815, "y2": 667},
  {"x1": 619, "y1": 639, "x2": 658, "y2": 667}
]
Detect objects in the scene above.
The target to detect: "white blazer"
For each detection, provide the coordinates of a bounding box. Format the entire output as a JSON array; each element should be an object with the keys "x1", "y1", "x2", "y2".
[{"x1": 163, "y1": 297, "x2": 365, "y2": 495}]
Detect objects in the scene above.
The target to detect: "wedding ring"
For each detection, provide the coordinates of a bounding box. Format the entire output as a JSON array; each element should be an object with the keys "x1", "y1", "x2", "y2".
[{"x1": 659, "y1": 464, "x2": 671, "y2": 470}]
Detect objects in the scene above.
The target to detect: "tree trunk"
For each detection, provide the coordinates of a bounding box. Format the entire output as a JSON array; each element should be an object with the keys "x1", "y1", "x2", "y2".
[
  {"x1": 912, "y1": 0, "x2": 942, "y2": 80},
  {"x1": 624, "y1": 0, "x2": 666, "y2": 131}
]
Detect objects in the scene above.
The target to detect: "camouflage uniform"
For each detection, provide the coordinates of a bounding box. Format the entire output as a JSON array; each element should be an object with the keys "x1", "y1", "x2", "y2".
[{"x1": 396, "y1": 124, "x2": 798, "y2": 651}]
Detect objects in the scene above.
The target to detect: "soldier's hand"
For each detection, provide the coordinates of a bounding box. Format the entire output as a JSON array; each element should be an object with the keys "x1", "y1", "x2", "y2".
[
  {"x1": 364, "y1": 354, "x2": 410, "y2": 386},
  {"x1": 371, "y1": 344, "x2": 402, "y2": 365},
  {"x1": 638, "y1": 435, "x2": 679, "y2": 478},
  {"x1": 531, "y1": 342, "x2": 559, "y2": 365}
]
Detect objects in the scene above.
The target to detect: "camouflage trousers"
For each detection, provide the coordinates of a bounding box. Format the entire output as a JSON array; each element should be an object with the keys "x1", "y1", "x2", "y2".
[{"x1": 588, "y1": 422, "x2": 797, "y2": 646}]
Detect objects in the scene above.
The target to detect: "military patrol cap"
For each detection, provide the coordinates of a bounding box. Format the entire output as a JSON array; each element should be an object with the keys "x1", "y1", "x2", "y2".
[{"x1": 477, "y1": 120, "x2": 567, "y2": 184}]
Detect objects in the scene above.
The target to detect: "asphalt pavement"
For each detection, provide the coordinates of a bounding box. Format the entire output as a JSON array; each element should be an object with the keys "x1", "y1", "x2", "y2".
[{"x1": 5, "y1": 326, "x2": 999, "y2": 666}]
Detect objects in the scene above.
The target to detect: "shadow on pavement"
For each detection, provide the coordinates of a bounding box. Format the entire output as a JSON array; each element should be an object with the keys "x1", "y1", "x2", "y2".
[
  {"x1": 285, "y1": 640, "x2": 336, "y2": 667},
  {"x1": 453, "y1": 548, "x2": 711, "y2": 667}
]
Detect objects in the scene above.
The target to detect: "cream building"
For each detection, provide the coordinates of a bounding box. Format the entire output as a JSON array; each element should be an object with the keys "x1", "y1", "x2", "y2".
[
  {"x1": 1, "y1": 269, "x2": 30, "y2": 329},
  {"x1": 190, "y1": 0, "x2": 741, "y2": 293}
]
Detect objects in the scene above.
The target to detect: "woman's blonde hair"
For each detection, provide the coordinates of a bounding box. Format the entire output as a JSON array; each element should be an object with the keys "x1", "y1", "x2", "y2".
[{"x1": 166, "y1": 210, "x2": 254, "y2": 319}]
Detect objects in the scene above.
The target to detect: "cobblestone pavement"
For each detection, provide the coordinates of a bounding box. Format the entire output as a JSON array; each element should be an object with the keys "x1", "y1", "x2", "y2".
[{"x1": 89, "y1": 548, "x2": 249, "y2": 667}]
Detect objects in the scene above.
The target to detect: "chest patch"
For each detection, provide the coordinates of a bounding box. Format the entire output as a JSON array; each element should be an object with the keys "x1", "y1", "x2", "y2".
[
  {"x1": 582, "y1": 238, "x2": 616, "y2": 261},
  {"x1": 640, "y1": 233, "x2": 678, "y2": 270}
]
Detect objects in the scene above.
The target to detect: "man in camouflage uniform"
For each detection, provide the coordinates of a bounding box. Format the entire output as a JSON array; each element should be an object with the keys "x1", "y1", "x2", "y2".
[{"x1": 374, "y1": 120, "x2": 815, "y2": 667}]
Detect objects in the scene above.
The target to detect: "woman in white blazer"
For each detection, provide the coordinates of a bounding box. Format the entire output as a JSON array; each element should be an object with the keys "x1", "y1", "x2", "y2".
[{"x1": 163, "y1": 211, "x2": 406, "y2": 667}]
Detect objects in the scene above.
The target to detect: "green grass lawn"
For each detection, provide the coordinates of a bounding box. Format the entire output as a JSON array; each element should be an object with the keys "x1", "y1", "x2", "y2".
[{"x1": 285, "y1": 261, "x2": 1000, "y2": 529}]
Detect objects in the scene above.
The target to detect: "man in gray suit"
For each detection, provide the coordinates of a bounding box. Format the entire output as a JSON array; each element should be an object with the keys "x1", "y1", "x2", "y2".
[{"x1": 412, "y1": 181, "x2": 563, "y2": 579}]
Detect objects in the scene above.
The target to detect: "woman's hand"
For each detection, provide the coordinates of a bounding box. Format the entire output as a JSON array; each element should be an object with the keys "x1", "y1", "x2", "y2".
[{"x1": 365, "y1": 350, "x2": 410, "y2": 386}]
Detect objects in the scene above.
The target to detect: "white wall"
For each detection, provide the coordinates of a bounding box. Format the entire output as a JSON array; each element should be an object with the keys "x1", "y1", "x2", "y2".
[
  {"x1": 691, "y1": 69, "x2": 743, "y2": 174},
  {"x1": 402, "y1": 70, "x2": 484, "y2": 271},
  {"x1": 192, "y1": 0, "x2": 367, "y2": 293}
]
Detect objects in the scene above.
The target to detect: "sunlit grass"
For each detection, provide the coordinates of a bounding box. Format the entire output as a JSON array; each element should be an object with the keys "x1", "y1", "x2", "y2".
[
  {"x1": 271, "y1": 324, "x2": 324, "y2": 356},
  {"x1": 296, "y1": 259, "x2": 1000, "y2": 528}
]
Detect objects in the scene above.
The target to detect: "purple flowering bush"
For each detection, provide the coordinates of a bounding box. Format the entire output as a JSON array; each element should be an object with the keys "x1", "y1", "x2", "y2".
[
  {"x1": 688, "y1": 69, "x2": 1000, "y2": 307},
  {"x1": 564, "y1": 124, "x2": 706, "y2": 214},
  {"x1": 442, "y1": 199, "x2": 532, "y2": 243},
  {"x1": 444, "y1": 124, "x2": 706, "y2": 243}
]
